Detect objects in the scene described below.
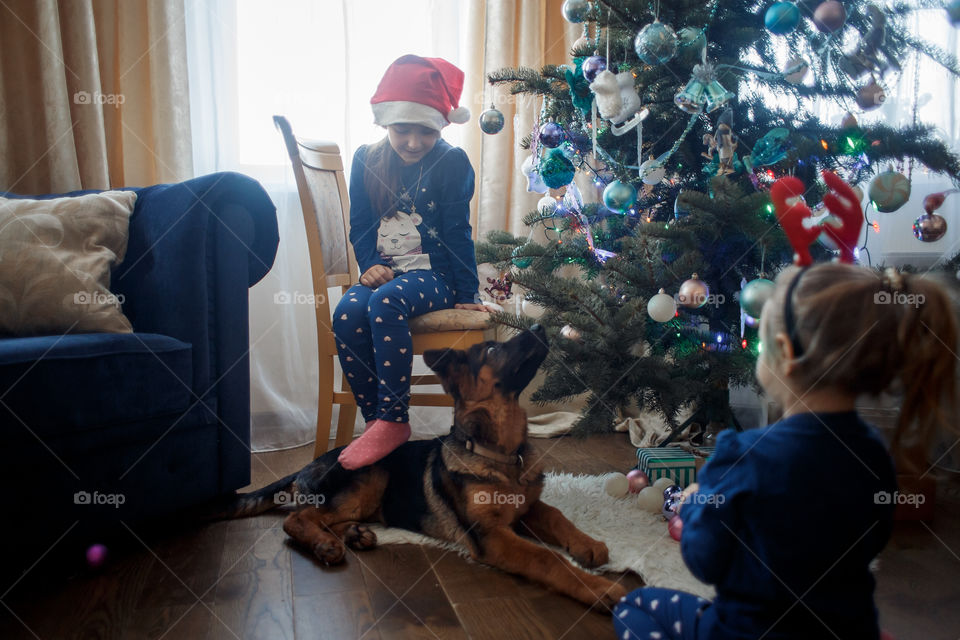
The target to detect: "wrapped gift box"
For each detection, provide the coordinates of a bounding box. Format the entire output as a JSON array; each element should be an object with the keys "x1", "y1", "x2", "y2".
[{"x1": 636, "y1": 446, "x2": 715, "y2": 487}]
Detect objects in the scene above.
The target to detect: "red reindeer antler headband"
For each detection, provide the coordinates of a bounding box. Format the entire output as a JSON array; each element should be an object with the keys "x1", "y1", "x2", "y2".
[{"x1": 771, "y1": 170, "x2": 864, "y2": 266}]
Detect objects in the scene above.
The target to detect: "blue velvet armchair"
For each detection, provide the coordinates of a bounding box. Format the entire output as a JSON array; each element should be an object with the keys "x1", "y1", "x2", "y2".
[{"x1": 0, "y1": 172, "x2": 278, "y2": 550}]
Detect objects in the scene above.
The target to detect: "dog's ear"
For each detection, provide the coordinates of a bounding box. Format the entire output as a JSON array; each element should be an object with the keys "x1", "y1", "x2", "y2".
[{"x1": 423, "y1": 348, "x2": 468, "y2": 396}]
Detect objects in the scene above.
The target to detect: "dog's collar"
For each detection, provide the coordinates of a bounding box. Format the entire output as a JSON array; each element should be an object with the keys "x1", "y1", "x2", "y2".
[{"x1": 451, "y1": 427, "x2": 523, "y2": 466}]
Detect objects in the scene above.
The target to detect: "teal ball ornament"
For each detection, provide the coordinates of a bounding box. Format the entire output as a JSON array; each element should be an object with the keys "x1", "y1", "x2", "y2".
[
  {"x1": 478, "y1": 107, "x2": 505, "y2": 134},
  {"x1": 634, "y1": 21, "x2": 678, "y2": 65},
  {"x1": 603, "y1": 180, "x2": 638, "y2": 213},
  {"x1": 949, "y1": 0, "x2": 960, "y2": 25},
  {"x1": 562, "y1": 0, "x2": 591, "y2": 23},
  {"x1": 674, "y1": 196, "x2": 690, "y2": 220},
  {"x1": 868, "y1": 170, "x2": 911, "y2": 213},
  {"x1": 539, "y1": 149, "x2": 576, "y2": 189},
  {"x1": 740, "y1": 278, "x2": 776, "y2": 319},
  {"x1": 765, "y1": 2, "x2": 801, "y2": 35}
]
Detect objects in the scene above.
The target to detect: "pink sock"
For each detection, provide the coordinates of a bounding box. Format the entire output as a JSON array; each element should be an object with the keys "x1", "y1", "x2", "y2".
[{"x1": 338, "y1": 419, "x2": 411, "y2": 469}]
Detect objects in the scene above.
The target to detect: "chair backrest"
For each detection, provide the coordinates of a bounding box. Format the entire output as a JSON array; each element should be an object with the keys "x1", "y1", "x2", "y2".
[{"x1": 274, "y1": 115, "x2": 358, "y2": 332}]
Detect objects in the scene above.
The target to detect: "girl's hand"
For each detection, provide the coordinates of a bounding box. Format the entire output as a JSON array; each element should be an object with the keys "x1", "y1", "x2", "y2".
[
  {"x1": 360, "y1": 265, "x2": 394, "y2": 288},
  {"x1": 454, "y1": 303, "x2": 491, "y2": 312}
]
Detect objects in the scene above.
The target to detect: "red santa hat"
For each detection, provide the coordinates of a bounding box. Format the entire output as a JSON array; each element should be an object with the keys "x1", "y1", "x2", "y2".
[{"x1": 371, "y1": 55, "x2": 471, "y2": 131}]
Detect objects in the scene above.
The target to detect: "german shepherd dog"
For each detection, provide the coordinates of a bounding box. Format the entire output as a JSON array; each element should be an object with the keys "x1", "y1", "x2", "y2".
[{"x1": 222, "y1": 325, "x2": 627, "y2": 609}]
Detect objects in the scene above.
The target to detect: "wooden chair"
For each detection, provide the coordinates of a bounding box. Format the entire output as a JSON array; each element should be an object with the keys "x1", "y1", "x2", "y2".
[{"x1": 273, "y1": 116, "x2": 493, "y2": 458}]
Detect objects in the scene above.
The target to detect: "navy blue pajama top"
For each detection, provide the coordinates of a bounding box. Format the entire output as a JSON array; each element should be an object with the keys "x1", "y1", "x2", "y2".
[
  {"x1": 348, "y1": 139, "x2": 480, "y2": 305},
  {"x1": 680, "y1": 412, "x2": 897, "y2": 639}
]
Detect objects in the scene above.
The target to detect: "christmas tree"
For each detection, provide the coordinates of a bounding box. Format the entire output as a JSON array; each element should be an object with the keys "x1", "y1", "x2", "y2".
[{"x1": 476, "y1": 0, "x2": 960, "y2": 435}]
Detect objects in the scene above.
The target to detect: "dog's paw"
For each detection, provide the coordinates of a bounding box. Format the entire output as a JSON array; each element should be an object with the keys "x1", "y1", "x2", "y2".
[
  {"x1": 344, "y1": 524, "x2": 377, "y2": 551},
  {"x1": 581, "y1": 578, "x2": 628, "y2": 613},
  {"x1": 312, "y1": 539, "x2": 346, "y2": 565},
  {"x1": 569, "y1": 538, "x2": 609, "y2": 569}
]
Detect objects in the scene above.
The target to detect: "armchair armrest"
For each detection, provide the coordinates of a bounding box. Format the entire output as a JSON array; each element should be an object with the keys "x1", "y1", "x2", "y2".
[{"x1": 113, "y1": 171, "x2": 279, "y2": 491}]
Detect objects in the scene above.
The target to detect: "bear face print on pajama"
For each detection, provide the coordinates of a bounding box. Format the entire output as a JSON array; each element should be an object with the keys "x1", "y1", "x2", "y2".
[{"x1": 376, "y1": 211, "x2": 432, "y2": 273}]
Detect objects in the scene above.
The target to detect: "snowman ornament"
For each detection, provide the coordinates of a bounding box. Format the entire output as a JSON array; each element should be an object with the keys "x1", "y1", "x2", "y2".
[{"x1": 589, "y1": 70, "x2": 645, "y2": 136}]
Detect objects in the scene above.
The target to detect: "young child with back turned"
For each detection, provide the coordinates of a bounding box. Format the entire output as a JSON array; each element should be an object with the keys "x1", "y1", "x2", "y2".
[
  {"x1": 333, "y1": 55, "x2": 489, "y2": 470},
  {"x1": 614, "y1": 263, "x2": 958, "y2": 639}
]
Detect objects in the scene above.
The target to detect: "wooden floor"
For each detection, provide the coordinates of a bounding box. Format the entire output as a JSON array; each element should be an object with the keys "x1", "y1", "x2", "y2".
[{"x1": 1, "y1": 433, "x2": 959, "y2": 640}]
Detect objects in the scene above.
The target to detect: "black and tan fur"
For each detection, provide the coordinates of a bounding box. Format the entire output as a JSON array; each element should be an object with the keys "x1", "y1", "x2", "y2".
[{"x1": 221, "y1": 325, "x2": 627, "y2": 609}]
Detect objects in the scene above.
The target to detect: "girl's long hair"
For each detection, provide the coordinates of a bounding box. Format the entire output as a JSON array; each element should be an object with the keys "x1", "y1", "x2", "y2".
[
  {"x1": 761, "y1": 263, "x2": 959, "y2": 473},
  {"x1": 362, "y1": 137, "x2": 402, "y2": 218}
]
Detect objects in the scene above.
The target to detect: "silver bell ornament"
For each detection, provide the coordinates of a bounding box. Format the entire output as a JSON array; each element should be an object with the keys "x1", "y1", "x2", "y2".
[
  {"x1": 478, "y1": 105, "x2": 505, "y2": 134},
  {"x1": 675, "y1": 57, "x2": 734, "y2": 114}
]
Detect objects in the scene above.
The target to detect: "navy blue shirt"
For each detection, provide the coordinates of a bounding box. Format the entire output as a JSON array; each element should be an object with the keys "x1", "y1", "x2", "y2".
[
  {"x1": 348, "y1": 140, "x2": 480, "y2": 305},
  {"x1": 681, "y1": 412, "x2": 897, "y2": 639}
]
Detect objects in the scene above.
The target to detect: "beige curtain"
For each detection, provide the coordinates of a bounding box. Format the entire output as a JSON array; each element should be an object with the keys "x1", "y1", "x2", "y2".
[
  {"x1": 461, "y1": 0, "x2": 580, "y2": 239},
  {"x1": 0, "y1": 0, "x2": 192, "y2": 194}
]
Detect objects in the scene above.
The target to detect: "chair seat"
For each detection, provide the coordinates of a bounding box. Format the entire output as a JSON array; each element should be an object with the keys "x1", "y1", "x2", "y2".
[{"x1": 409, "y1": 309, "x2": 491, "y2": 333}]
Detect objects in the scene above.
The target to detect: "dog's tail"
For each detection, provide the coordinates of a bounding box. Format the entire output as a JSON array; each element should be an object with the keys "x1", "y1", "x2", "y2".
[{"x1": 202, "y1": 471, "x2": 299, "y2": 521}]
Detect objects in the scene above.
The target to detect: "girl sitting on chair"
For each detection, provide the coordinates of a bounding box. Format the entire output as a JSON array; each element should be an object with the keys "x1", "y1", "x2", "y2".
[{"x1": 333, "y1": 55, "x2": 489, "y2": 470}]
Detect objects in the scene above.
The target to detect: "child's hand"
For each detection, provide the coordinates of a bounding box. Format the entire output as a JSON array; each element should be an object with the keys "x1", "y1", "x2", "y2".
[
  {"x1": 360, "y1": 265, "x2": 394, "y2": 288},
  {"x1": 454, "y1": 303, "x2": 492, "y2": 312}
]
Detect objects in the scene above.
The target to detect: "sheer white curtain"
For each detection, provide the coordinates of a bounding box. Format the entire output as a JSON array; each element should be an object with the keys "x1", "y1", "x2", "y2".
[{"x1": 185, "y1": 0, "x2": 470, "y2": 450}]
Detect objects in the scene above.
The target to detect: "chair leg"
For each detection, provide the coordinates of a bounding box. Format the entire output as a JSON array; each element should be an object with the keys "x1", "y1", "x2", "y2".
[
  {"x1": 314, "y1": 355, "x2": 335, "y2": 458},
  {"x1": 335, "y1": 376, "x2": 357, "y2": 448}
]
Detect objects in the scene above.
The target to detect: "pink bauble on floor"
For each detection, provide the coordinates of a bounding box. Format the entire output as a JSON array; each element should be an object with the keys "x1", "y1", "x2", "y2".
[
  {"x1": 668, "y1": 515, "x2": 683, "y2": 541},
  {"x1": 626, "y1": 469, "x2": 649, "y2": 493},
  {"x1": 86, "y1": 543, "x2": 108, "y2": 569}
]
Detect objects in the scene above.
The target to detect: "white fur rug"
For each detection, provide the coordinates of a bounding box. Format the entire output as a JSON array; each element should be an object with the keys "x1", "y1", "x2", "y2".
[{"x1": 370, "y1": 472, "x2": 715, "y2": 599}]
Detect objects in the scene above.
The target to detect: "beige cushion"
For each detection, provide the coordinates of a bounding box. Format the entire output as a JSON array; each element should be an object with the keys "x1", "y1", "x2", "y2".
[
  {"x1": 0, "y1": 191, "x2": 137, "y2": 336},
  {"x1": 409, "y1": 308, "x2": 491, "y2": 333}
]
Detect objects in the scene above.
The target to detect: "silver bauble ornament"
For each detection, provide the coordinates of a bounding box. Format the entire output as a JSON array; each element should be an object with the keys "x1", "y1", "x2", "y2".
[
  {"x1": 740, "y1": 278, "x2": 776, "y2": 319},
  {"x1": 913, "y1": 213, "x2": 948, "y2": 242},
  {"x1": 562, "y1": 0, "x2": 592, "y2": 23},
  {"x1": 478, "y1": 107, "x2": 505, "y2": 134},
  {"x1": 634, "y1": 21, "x2": 678, "y2": 65},
  {"x1": 813, "y1": 1, "x2": 847, "y2": 33},
  {"x1": 855, "y1": 78, "x2": 886, "y2": 111},
  {"x1": 647, "y1": 289, "x2": 678, "y2": 323},
  {"x1": 677, "y1": 274, "x2": 710, "y2": 308}
]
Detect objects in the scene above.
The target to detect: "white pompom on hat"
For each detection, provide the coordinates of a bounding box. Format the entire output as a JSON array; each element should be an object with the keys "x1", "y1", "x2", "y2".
[{"x1": 371, "y1": 55, "x2": 471, "y2": 131}]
